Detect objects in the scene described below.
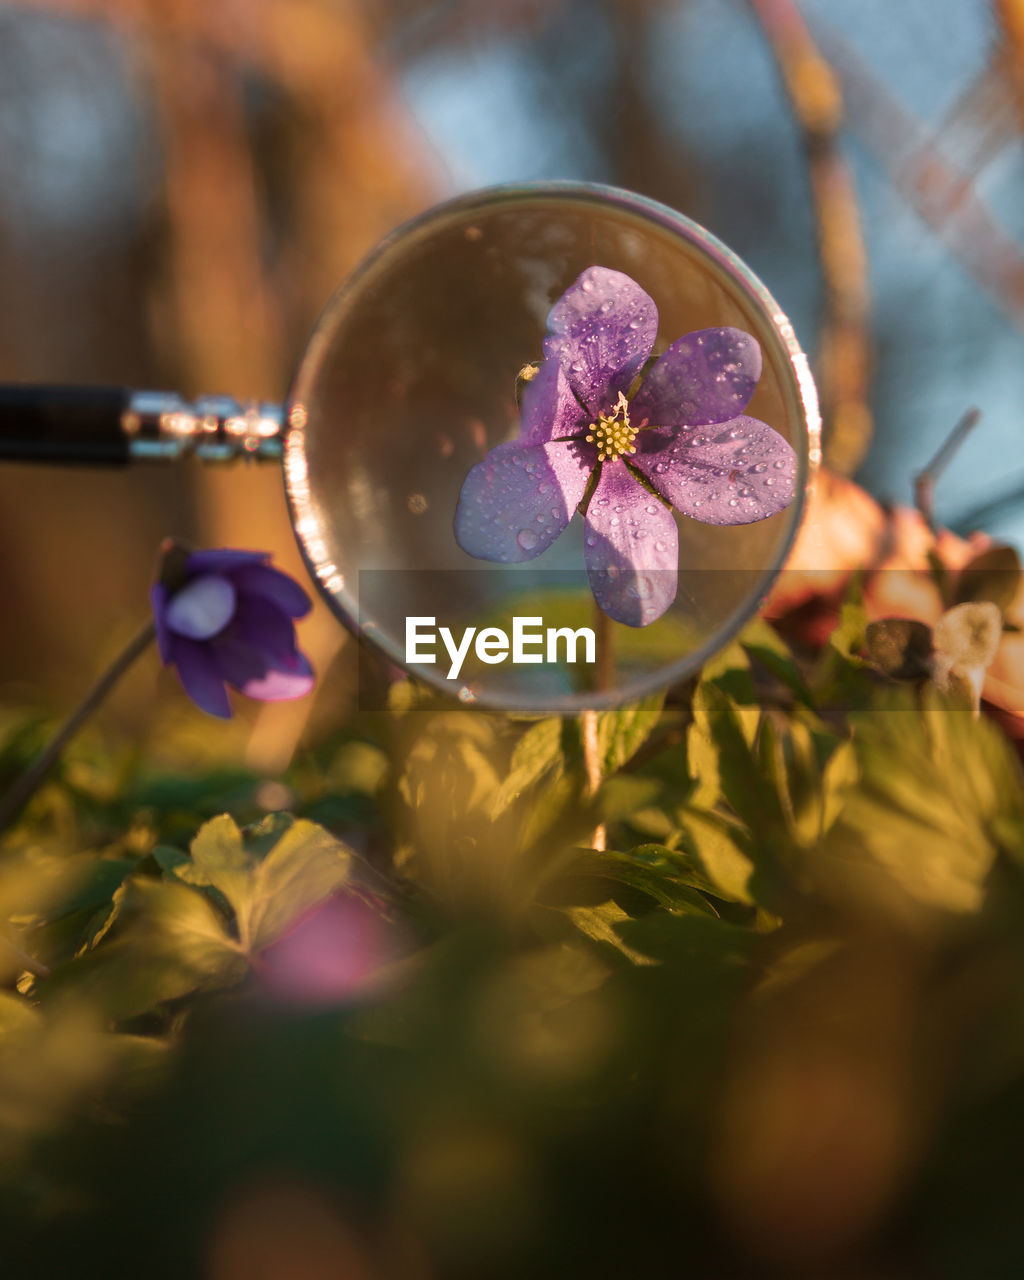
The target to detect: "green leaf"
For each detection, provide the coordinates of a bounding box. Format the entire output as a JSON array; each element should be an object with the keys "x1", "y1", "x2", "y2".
[
  {"x1": 243, "y1": 819, "x2": 353, "y2": 953},
  {"x1": 552, "y1": 846, "x2": 718, "y2": 916},
  {"x1": 830, "y1": 688, "x2": 1024, "y2": 912},
  {"x1": 680, "y1": 810, "x2": 755, "y2": 905},
  {"x1": 490, "y1": 718, "x2": 563, "y2": 817},
  {"x1": 178, "y1": 814, "x2": 353, "y2": 954},
  {"x1": 596, "y1": 692, "x2": 666, "y2": 773},
  {"x1": 41, "y1": 879, "x2": 247, "y2": 1019},
  {"x1": 564, "y1": 901, "x2": 655, "y2": 964}
]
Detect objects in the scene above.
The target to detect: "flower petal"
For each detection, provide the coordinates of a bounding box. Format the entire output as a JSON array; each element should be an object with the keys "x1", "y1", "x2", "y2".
[
  {"x1": 231, "y1": 592, "x2": 299, "y2": 663},
  {"x1": 164, "y1": 573, "x2": 237, "y2": 640},
  {"x1": 185, "y1": 548, "x2": 270, "y2": 575},
  {"x1": 630, "y1": 328, "x2": 762, "y2": 428},
  {"x1": 633, "y1": 415, "x2": 797, "y2": 525},
  {"x1": 454, "y1": 439, "x2": 593, "y2": 563},
  {"x1": 542, "y1": 266, "x2": 658, "y2": 416},
  {"x1": 230, "y1": 563, "x2": 312, "y2": 619},
  {"x1": 172, "y1": 638, "x2": 232, "y2": 718},
  {"x1": 583, "y1": 461, "x2": 678, "y2": 627},
  {"x1": 149, "y1": 582, "x2": 173, "y2": 664},
  {"x1": 240, "y1": 651, "x2": 316, "y2": 702},
  {"x1": 520, "y1": 358, "x2": 589, "y2": 445}
]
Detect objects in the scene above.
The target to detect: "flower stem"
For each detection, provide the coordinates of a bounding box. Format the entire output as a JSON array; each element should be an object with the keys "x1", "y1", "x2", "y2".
[
  {"x1": 580, "y1": 708, "x2": 606, "y2": 852},
  {"x1": 581, "y1": 604, "x2": 615, "y2": 852},
  {"x1": 0, "y1": 620, "x2": 156, "y2": 837}
]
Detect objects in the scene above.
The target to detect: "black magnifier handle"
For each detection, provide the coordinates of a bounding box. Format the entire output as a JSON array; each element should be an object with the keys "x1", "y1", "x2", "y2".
[{"x1": 0, "y1": 385, "x2": 284, "y2": 465}]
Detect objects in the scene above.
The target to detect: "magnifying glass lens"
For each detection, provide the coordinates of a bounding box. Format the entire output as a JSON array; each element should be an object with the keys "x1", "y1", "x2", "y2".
[{"x1": 284, "y1": 184, "x2": 819, "y2": 713}]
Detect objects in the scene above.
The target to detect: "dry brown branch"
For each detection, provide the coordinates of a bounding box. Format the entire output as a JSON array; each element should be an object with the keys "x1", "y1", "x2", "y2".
[
  {"x1": 816, "y1": 22, "x2": 1024, "y2": 335},
  {"x1": 747, "y1": 0, "x2": 873, "y2": 477}
]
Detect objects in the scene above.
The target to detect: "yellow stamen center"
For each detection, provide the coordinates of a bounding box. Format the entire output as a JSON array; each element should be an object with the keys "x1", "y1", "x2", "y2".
[{"x1": 584, "y1": 392, "x2": 638, "y2": 463}]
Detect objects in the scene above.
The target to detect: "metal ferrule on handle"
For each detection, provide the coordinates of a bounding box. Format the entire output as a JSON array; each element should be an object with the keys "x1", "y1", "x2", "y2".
[
  {"x1": 123, "y1": 392, "x2": 283, "y2": 462},
  {"x1": 0, "y1": 385, "x2": 284, "y2": 466}
]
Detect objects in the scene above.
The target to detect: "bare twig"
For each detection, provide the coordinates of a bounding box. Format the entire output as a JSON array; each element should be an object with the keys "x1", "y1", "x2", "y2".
[
  {"x1": 747, "y1": 0, "x2": 874, "y2": 476},
  {"x1": 913, "y1": 408, "x2": 982, "y2": 535},
  {"x1": 816, "y1": 22, "x2": 1024, "y2": 333}
]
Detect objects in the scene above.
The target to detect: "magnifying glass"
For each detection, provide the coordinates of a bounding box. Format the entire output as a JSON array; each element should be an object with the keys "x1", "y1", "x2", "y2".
[{"x1": 0, "y1": 182, "x2": 820, "y2": 713}]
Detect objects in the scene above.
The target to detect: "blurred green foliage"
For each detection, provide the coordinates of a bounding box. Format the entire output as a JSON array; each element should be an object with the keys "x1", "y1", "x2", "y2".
[{"x1": 3, "y1": 604, "x2": 1024, "y2": 1278}]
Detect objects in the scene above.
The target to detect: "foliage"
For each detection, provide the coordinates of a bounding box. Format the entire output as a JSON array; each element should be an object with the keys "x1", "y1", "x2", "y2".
[{"x1": 3, "y1": 600, "x2": 1024, "y2": 1277}]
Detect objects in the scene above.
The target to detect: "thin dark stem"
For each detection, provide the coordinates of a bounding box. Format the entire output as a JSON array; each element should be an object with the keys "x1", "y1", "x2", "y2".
[
  {"x1": 913, "y1": 407, "x2": 982, "y2": 534},
  {"x1": 0, "y1": 620, "x2": 156, "y2": 836}
]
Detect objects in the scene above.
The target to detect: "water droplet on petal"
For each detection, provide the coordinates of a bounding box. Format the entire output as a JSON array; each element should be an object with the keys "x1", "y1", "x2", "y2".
[
  {"x1": 753, "y1": 462, "x2": 768, "y2": 474},
  {"x1": 516, "y1": 528, "x2": 539, "y2": 551}
]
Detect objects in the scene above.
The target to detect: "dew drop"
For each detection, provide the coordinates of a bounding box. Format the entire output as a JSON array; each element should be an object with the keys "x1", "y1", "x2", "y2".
[
  {"x1": 655, "y1": 463, "x2": 667, "y2": 474},
  {"x1": 581, "y1": 276, "x2": 594, "y2": 293},
  {"x1": 765, "y1": 478, "x2": 775, "y2": 486},
  {"x1": 538, "y1": 482, "x2": 551, "y2": 495},
  {"x1": 728, "y1": 498, "x2": 739, "y2": 507},
  {"x1": 586, "y1": 535, "x2": 597, "y2": 547},
  {"x1": 773, "y1": 459, "x2": 786, "y2": 469},
  {"x1": 654, "y1": 540, "x2": 666, "y2": 552},
  {"x1": 516, "y1": 528, "x2": 539, "y2": 551},
  {"x1": 753, "y1": 462, "x2": 768, "y2": 473},
  {"x1": 610, "y1": 516, "x2": 620, "y2": 526}
]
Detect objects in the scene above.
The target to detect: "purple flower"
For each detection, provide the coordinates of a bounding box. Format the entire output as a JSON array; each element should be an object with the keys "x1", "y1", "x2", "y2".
[
  {"x1": 454, "y1": 266, "x2": 797, "y2": 626},
  {"x1": 151, "y1": 544, "x2": 315, "y2": 718}
]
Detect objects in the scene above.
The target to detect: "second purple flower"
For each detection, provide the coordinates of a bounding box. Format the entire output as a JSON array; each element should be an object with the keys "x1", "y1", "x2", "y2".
[{"x1": 454, "y1": 266, "x2": 797, "y2": 626}]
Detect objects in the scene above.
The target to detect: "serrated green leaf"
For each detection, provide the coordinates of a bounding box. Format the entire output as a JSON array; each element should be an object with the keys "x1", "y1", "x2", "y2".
[
  {"x1": 243, "y1": 819, "x2": 352, "y2": 953},
  {"x1": 596, "y1": 692, "x2": 666, "y2": 773},
  {"x1": 564, "y1": 901, "x2": 655, "y2": 964},
  {"x1": 831, "y1": 688, "x2": 1024, "y2": 912},
  {"x1": 187, "y1": 813, "x2": 252, "y2": 909},
  {"x1": 553, "y1": 846, "x2": 717, "y2": 916},
  {"x1": 490, "y1": 717, "x2": 563, "y2": 817},
  {"x1": 680, "y1": 809, "x2": 755, "y2": 904}
]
